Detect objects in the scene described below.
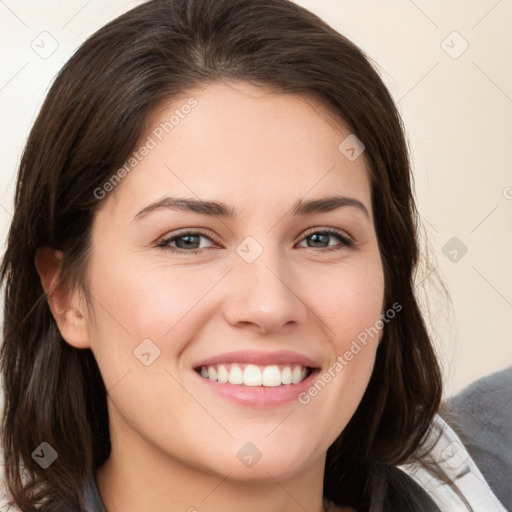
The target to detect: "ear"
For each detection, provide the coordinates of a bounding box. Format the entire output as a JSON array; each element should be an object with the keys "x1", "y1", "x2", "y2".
[{"x1": 34, "y1": 247, "x2": 91, "y2": 349}]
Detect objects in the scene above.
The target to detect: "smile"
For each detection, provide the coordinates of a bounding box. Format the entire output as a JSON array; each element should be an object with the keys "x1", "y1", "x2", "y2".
[{"x1": 196, "y1": 363, "x2": 311, "y2": 387}]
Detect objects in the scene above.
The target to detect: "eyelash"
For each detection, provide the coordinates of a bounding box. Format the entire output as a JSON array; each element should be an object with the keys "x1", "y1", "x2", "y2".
[{"x1": 156, "y1": 228, "x2": 354, "y2": 254}]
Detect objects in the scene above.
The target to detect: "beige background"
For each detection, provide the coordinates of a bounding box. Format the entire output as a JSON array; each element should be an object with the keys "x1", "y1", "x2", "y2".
[{"x1": 0, "y1": 0, "x2": 511, "y2": 398}]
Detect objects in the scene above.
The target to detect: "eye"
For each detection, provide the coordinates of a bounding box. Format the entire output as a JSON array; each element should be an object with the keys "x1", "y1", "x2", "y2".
[
  {"x1": 157, "y1": 229, "x2": 217, "y2": 254},
  {"x1": 296, "y1": 229, "x2": 354, "y2": 252},
  {"x1": 157, "y1": 228, "x2": 354, "y2": 255}
]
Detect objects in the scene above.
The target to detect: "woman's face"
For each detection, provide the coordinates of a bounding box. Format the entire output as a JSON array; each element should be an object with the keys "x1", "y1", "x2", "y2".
[{"x1": 83, "y1": 81, "x2": 385, "y2": 481}]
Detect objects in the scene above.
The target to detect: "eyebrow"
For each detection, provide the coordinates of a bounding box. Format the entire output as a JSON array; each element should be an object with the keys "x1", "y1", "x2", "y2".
[{"x1": 132, "y1": 194, "x2": 370, "y2": 222}]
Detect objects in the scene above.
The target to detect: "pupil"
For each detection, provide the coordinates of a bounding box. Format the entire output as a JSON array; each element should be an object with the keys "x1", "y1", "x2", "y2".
[
  {"x1": 178, "y1": 235, "x2": 199, "y2": 249},
  {"x1": 309, "y1": 233, "x2": 327, "y2": 247}
]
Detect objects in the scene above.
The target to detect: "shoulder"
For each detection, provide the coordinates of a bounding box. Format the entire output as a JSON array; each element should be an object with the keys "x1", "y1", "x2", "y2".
[
  {"x1": 440, "y1": 366, "x2": 512, "y2": 510},
  {"x1": 441, "y1": 365, "x2": 512, "y2": 434},
  {"x1": 399, "y1": 412, "x2": 508, "y2": 511},
  {"x1": 442, "y1": 365, "x2": 512, "y2": 411}
]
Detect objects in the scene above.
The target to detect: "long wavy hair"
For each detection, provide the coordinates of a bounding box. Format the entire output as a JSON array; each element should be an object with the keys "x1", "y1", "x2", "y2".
[{"x1": 1, "y1": 0, "x2": 468, "y2": 510}]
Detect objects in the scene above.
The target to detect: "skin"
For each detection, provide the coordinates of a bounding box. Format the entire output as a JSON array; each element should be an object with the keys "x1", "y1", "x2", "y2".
[{"x1": 36, "y1": 81, "x2": 385, "y2": 512}]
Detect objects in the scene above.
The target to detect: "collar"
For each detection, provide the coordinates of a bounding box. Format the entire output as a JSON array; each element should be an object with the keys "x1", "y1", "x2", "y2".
[{"x1": 398, "y1": 413, "x2": 507, "y2": 511}]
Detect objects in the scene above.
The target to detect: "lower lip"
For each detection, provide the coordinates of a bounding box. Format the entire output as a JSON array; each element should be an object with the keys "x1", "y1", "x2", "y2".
[{"x1": 193, "y1": 368, "x2": 320, "y2": 407}]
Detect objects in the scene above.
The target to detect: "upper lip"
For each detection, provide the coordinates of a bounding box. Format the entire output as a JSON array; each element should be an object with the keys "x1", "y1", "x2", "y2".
[{"x1": 193, "y1": 350, "x2": 321, "y2": 369}]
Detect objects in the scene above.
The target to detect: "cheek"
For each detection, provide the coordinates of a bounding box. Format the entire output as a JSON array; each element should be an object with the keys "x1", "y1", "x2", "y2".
[
  {"x1": 87, "y1": 254, "x2": 215, "y2": 340},
  {"x1": 84, "y1": 256, "x2": 204, "y2": 433},
  {"x1": 83, "y1": 246, "x2": 206, "y2": 392},
  {"x1": 307, "y1": 259, "x2": 385, "y2": 345},
  {"x1": 297, "y1": 260, "x2": 384, "y2": 438}
]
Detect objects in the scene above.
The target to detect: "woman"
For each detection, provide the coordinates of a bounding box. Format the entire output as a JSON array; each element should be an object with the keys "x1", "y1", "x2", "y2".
[{"x1": 0, "y1": 0, "x2": 496, "y2": 510}]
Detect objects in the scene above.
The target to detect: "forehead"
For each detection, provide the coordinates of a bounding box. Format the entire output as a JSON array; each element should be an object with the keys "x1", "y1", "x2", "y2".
[{"x1": 99, "y1": 81, "x2": 372, "y2": 223}]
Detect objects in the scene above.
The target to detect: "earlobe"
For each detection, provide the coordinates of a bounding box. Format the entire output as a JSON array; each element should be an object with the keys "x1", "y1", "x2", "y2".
[{"x1": 34, "y1": 247, "x2": 91, "y2": 349}]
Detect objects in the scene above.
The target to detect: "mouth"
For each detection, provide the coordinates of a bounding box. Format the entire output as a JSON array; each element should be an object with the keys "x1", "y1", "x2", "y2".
[
  {"x1": 191, "y1": 350, "x2": 322, "y2": 407},
  {"x1": 194, "y1": 363, "x2": 314, "y2": 387}
]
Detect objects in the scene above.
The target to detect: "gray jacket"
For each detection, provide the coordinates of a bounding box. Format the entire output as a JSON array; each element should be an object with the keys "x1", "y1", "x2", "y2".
[{"x1": 441, "y1": 366, "x2": 512, "y2": 510}]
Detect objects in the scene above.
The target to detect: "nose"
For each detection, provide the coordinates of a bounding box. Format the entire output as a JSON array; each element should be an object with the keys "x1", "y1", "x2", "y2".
[{"x1": 222, "y1": 241, "x2": 308, "y2": 334}]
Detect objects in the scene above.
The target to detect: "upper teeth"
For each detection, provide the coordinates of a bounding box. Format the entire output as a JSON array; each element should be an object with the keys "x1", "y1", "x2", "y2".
[{"x1": 199, "y1": 364, "x2": 309, "y2": 387}]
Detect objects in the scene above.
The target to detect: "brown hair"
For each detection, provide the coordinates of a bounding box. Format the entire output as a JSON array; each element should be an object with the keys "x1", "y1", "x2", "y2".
[{"x1": 0, "y1": 0, "x2": 468, "y2": 510}]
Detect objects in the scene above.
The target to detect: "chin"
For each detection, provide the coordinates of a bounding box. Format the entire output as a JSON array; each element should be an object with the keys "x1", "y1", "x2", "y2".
[{"x1": 201, "y1": 438, "x2": 319, "y2": 482}]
